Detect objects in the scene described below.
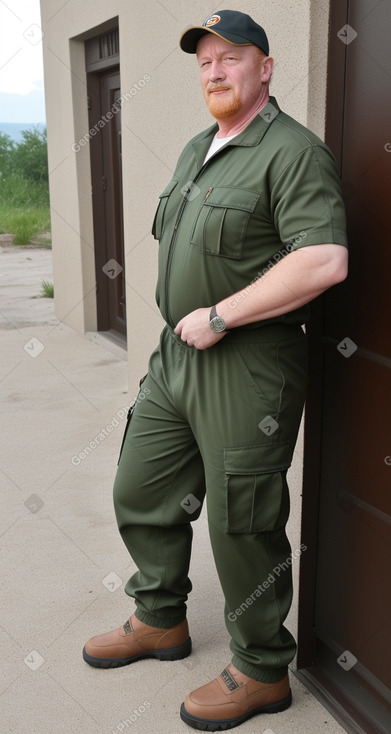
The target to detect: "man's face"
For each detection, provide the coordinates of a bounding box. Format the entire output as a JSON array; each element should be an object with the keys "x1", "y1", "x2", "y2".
[{"x1": 196, "y1": 34, "x2": 271, "y2": 122}]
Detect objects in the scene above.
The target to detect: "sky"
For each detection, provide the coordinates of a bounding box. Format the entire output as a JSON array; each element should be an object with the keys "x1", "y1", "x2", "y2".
[{"x1": 0, "y1": 0, "x2": 45, "y2": 122}]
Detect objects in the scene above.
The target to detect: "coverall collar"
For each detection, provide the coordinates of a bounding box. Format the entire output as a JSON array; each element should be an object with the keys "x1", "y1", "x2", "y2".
[{"x1": 191, "y1": 96, "x2": 281, "y2": 170}]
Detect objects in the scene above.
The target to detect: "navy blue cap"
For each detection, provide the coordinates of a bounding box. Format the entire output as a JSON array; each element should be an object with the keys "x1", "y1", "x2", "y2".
[{"x1": 180, "y1": 10, "x2": 269, "y2": 56}]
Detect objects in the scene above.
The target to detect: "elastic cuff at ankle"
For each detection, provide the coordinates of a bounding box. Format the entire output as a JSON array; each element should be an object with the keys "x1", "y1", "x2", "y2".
[
  {"x1": 231, "y1": 654, "x2": 288, "y2": 684},
  {"x1": 135, "y1": 609, "x2": 186, "y2": 629}
]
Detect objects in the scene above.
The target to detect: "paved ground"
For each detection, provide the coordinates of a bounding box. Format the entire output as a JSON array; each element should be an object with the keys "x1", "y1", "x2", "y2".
[{"x1": 0, "y1": 244, "x2": 346, "y2": 734}]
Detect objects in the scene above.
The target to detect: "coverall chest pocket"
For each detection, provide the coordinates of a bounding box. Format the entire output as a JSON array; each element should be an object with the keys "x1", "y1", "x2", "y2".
[
  {"x1": 152, "y1": 179, "x2": 178, "y2": 240},
  {"x1": 190, "y1": 187, "x2": 261, "y2": 259}
]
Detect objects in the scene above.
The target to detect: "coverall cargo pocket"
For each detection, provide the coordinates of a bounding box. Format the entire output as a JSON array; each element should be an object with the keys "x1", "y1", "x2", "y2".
[
  {"x1": 224, "y1": 442, "x2": 291, "y2": 533},
  {"x1": 151, "y1": 179, "x2": 178, "y2": 240},
  {"x1": 190, "y1": 186, "x2": 261, "y2": 259}
]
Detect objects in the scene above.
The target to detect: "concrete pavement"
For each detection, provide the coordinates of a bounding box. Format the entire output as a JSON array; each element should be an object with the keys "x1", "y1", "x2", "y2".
[{"x1": 0, "y1": 244, "x2": 346, "y2": 734}]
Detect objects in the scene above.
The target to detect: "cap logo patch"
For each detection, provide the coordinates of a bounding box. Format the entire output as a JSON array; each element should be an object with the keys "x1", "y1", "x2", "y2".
[{"x1": 203, "y1": 14, "x2": 221, "y2": 27}]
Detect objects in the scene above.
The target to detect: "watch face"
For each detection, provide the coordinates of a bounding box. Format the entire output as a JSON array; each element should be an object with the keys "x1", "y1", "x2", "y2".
[{"x1": 210, "y1": 316, "x2": 226, "y2": 333}]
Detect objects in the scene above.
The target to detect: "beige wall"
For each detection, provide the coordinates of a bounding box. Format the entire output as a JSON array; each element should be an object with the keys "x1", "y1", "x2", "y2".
[{"x1": 41, "y1": 0, "x2": 330, "y2": 663}]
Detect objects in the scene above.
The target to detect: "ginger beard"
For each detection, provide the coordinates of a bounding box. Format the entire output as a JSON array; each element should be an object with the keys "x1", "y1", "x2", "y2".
[{"x1": 204, "y1": 85, "x2": 243, "y2": 120}]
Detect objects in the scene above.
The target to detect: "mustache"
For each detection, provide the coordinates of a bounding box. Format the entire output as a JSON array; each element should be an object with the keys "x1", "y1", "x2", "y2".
[{"x1": 207, "y1": 85, "x2": 231, "y2": 94}]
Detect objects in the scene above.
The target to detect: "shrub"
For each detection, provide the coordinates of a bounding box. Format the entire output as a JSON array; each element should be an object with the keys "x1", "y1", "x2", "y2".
[
  {"x1": 0, "y1": 132, "x2": 15, "y2": 178},
  {"x1": 0, "y1": 127, "x2": 50, "y2": 244},
  {"x1": 11, "y1": 127, "x2": 48, "y2": 182}
]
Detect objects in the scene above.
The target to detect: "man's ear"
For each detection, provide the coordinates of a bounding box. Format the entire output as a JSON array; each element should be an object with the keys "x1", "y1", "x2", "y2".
[{"x1": 261, "y1": 56, "x2": 274, "y2": 83}]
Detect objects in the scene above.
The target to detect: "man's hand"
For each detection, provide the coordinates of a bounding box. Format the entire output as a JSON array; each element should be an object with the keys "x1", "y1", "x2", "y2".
[{"x1": 174, "y1": 308, "x2": 227, "y2": 350}]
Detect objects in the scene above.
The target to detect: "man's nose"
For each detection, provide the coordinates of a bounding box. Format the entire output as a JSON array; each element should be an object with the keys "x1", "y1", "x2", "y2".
[{"x1": 208, "y1": 60, "x2": 226, "y2": 82}]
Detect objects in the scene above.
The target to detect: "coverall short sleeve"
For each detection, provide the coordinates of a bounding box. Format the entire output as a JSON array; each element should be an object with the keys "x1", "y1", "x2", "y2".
[{"x1": 270, "y1": 145, "x2": 348, "y2": 250}]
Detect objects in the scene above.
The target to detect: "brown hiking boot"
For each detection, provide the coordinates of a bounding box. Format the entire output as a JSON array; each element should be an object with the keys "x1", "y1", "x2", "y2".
[
  {"x1": 180, "y1": 662, "x2": 291, "y2": 730},
  {"x1": 83, "y1": 613, "x2": 191, "y2": 668}
]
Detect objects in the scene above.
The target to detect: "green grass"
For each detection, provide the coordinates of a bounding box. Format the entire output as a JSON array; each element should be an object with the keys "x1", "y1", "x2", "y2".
[
  {"x1": 41, "y1": 280, "x2": 54, "y2": 298},
  {"x1": 0, "y1": 174, "x2": 50, "y2": 245},
  {"x1": 0, "y1": 207, "x2": 51, "y2": 245}
]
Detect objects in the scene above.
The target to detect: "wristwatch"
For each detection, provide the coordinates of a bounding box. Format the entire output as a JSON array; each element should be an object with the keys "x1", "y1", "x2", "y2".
[{"x1": 209, "y1": 305, "x2": 227, "y2": 333}]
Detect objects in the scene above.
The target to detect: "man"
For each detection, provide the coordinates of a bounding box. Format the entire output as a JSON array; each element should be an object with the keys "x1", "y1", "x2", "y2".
[{"x1": 83, "y1": 10, "x2": 348, "y2": 731}]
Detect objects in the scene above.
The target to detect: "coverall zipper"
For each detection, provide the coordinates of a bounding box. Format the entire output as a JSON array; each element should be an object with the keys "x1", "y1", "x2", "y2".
[
  {"x1": 164, "y1": 170, "x2": 206, "y2": 328},
  {"x1": 164, "y1": 143, "x2": 236, "y2": 329},
  {"x1": 164, "y1": 195, "x2": 189, "y2": 329}
]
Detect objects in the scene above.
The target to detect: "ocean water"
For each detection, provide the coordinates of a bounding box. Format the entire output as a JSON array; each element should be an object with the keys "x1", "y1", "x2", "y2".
[{"x1": 0, "y1": 122, "x2": 45, "y2": 143}]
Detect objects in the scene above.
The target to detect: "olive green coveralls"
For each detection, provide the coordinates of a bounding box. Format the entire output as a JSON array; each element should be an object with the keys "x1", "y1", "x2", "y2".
[{"x1": 114, "y1": 98, "x2": 348, "y2": 683}]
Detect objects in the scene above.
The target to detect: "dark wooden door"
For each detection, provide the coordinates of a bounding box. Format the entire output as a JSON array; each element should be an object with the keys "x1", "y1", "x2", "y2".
[
  {"x1": 299, "y1": 1, "x2": 391, "y2": 732},
  {"x1": 88, "y1": 68, "x2": 126, "y2": 338}
]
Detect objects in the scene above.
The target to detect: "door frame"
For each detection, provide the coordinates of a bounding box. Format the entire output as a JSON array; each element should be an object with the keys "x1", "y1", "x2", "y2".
[
  {"x1": 297, "y1": 0, "x2": 349, "y2": 671},
  {"x1": 87, "y1": 70, "x2": 110, "y2": 331},
  {"x1": 294, "y1": 1, "x2": 382, "y2": 732},
  {"x1": 85, "y1": 28, "x2": 126, "y2": 339}
]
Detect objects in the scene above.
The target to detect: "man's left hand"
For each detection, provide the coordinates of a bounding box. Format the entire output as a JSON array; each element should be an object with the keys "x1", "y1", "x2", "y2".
[{"x1": 174, "y1": 308, "x2": 227, "y2": 350}]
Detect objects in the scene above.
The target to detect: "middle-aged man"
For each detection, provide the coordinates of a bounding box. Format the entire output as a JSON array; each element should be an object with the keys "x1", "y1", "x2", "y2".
[{"x1": 83, "y1": 10, "x2": 348, "y2": 731}]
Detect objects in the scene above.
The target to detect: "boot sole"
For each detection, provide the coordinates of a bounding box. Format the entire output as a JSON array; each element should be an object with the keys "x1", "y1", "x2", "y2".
[
  {"x1": 179, "y1": 689, "x2": 292, "y2": 731},
  {"x1": 82, "y1": 636, "x2": 192, "y2": 668}
]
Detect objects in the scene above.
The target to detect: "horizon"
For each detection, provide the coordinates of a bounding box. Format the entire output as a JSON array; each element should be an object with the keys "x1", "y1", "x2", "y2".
[
  {"x1": 0, "y1": 121, "x2": 46, "y2": 143},
  {"x1": 0, "y1": 89, "x2": 46, "y2": 125}
]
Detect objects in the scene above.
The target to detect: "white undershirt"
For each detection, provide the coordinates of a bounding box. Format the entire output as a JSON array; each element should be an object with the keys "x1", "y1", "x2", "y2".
[{"x1": 203, "y1": 132, "x2": 241, "y2": 163}]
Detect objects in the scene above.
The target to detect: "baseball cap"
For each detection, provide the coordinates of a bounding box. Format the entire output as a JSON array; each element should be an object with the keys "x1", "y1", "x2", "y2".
[{"x1": 179, "y1": 9, "x2": 269, "y2": 56}]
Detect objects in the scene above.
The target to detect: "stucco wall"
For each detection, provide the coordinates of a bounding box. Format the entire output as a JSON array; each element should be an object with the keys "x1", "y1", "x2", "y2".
[{"x1": 41, "y1": 0, "x2": 330, "y2": 665}]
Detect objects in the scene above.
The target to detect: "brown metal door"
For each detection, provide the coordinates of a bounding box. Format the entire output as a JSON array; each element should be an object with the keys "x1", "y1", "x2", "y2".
[
  {"x1": 299, "y1": 1, "x2": 391, "y2": 732},
  {"x1": 88, "y1": 68, "x2": 126, "y2": 338}
]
